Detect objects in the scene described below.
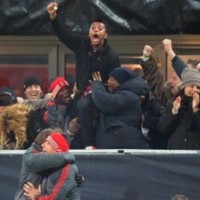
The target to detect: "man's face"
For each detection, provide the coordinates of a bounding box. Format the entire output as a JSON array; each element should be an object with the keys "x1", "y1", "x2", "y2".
[
  {"x1": 107, "y1": 76, "x2": 120, "y2": 93},
  {"x1": 24, "y1": 84, "x2": 43, "y2": 100},
  {"x1": 88, "y1": 22, "x2": 107, "y2": 48},
  {"x1": 56, "y1": 87, "x2": 72, "y2": 104},
  {"x1": 143, "y1": 45, "x2": 153, "y2": 57},
  {"x1": 41, "y1": 140, "x2": 56, "y2": 153},
  {"x1": 166, "y1": 73, "x2": 181, "y2": 95}
]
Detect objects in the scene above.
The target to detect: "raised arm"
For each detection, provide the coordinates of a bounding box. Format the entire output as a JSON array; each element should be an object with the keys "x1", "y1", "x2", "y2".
[
  {"x1": 140, "y1": 45, "x2": 165, "y2": 101},
  {"x1": 162, "y1": 39, "x2": 187, "y2": 77},
  {"x1": 46, "y1": 2, "x2": 84, "y2": 52}
]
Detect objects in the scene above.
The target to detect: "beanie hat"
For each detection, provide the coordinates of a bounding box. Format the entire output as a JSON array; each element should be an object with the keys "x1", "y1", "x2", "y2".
[
  {"x1": 24, "y1": 75, "x2": 41, "y2": 91},
  {"x1": 46, "y1": 132, "x2": 69, "y2": 152},
  {"x1": 110, "y1": 67, "x2": 137, "y2": 85},
  {"x1": 0, "y1": 87, "x2": 17, "y2": 106},
  {"x1": 49, "y1": 77, "x2": 69, "y2": 97},
  {"x1": 181, "y1": 67, "x2": 200, "y2": 89}
]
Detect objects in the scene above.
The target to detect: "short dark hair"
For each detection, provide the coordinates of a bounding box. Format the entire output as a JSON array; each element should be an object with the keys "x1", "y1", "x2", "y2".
[{"x1": 91, "y1": 18, "x2": 107, "y2": 32}]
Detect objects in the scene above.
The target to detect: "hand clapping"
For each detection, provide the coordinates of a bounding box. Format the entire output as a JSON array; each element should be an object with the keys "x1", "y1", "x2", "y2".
[{"x1": 92, "y1": 71, "x2": 102, "y2": 81}]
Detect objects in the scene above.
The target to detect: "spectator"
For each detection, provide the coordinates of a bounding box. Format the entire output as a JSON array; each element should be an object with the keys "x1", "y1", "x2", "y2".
[
  {"x1": 164, "y1": 72, "x2": 181, "y2": 100},
  {"x1": 46, "y1": 2, "x2": 120, "y2": 149},
  {"x1": 140, "y1": 45, "x2": 181, "y2": 105},
  {"x1": 0, "y1": 102, "x2": 37, "y2": 149},
  {"x1": 23, "y1": 75, "x2": 43, "y2": 100},
  {"x1": 46, "y1": 76, "x2": 83, "y2": 149},
  {"x1": 0, "y1": 87, "x2": 48, "y2": 149},
  {"x1": 158, "y1": 65, "x2": 200, "y2": 149},
  {"x1": 91, "y1": 67, "x2": 150, "y2": 149},
  {"x1": 140, "y1": 45, "x2": 180, "y2": 149},
  {"x1": 46, "y1": 77, "x2": 73, "y2": 129}
]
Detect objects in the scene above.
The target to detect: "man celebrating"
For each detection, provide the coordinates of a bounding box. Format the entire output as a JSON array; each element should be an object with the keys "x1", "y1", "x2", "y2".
[
  {"x1": 23, "y1": 132, "x2": 81, "y2": 200},
  {"x1": 46, "y1": 2, "x2": 120, "y2": 149}
]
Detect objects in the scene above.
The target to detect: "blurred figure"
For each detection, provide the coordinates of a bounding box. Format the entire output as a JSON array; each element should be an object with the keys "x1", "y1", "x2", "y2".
[
  {"x1": 196, "y1": 62, "x2": 200, "y2": 72},
  {"x1": 0, "y1": 87, "x2": 17, "y2": 114},
  {"x1": 171, "y1": 194, "x2": 189, "y2": 200},
  {"x1": 186, "y1": 58, "x2": 199, "y2": 69},
  {"x1": 164, "y1": 72, "x2": 181, "y2": 98}
]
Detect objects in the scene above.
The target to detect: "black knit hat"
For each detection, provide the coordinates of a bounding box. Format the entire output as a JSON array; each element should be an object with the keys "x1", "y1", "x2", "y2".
[
  {"x1": 23, "y1": 75, "x2": 41, "y2": 91},
  {"x1": 110, "y1": 67, "x2": 137, "y2": 85},
  {"x1": 0, "y1": 87, "x2": 17, "y2": 106},
  {"x1": 181, "y1": 67, "x2": 200, "y2": 89}
]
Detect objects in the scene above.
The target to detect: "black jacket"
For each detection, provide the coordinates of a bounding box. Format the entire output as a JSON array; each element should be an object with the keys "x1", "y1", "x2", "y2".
[
  {"x1": 158, "y1": 55, "x2": 200, "y2": 149},
  {"x1": 158, "y1": 93, "x2": 200, "y2": 149},
  {"x1": 51, "y1": 16, "x2": 120, "y2": 92}
]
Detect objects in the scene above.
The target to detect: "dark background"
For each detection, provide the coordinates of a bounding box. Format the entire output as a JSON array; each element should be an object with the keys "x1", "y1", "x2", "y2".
[{"x1": 0, "y1": 0, "x2": 200, "y2": 35}]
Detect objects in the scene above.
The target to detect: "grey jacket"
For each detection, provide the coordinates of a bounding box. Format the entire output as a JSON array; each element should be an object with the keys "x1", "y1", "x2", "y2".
[{"x1": 14, "y1": 143, "x2": 80, "y2": 200}]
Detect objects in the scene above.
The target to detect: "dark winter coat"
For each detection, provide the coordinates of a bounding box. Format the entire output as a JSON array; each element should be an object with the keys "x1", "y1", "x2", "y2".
[
  {"x1": 171, "y1": 55, "x2": 187, "y2": 77},
  {"x1": 158, "y1": 93, "x2": 200, "y2": 149},
  {"x1": 51, "y1": 16, "x2": 120, "y2": 92},
  {"x1": 140, "y1": 56, "x2": 167, "y2": 104},
  {"x1": 91, "y1": 77, "x2": 150, "y2": 149},
  {"x1": 140, "y1": 56, "x2": 170, "y2": 149},
  {"x1": 158, "y1": 56, "x2": 200, "y2": 149}
]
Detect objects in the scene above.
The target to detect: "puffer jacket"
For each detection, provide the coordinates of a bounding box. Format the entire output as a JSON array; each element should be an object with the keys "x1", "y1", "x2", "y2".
[{"x1": 92, "y1": 76, "x2": 150, "y2": 149}]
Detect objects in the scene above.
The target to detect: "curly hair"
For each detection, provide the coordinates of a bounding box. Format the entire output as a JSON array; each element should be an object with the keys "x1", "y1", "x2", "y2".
[{"x1": 0, "y1": 103, "x2": 34, "y2": 149}]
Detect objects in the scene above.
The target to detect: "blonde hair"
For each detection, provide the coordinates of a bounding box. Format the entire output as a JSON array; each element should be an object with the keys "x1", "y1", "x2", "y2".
[{"x1": 0, "y1": 103, "x2": 34, "y2": 149}]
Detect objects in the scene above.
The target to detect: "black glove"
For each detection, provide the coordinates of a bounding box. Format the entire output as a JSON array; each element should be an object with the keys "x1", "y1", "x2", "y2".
[{"x1": 75, "y1": 173, "x2": 85, "y2": 187}]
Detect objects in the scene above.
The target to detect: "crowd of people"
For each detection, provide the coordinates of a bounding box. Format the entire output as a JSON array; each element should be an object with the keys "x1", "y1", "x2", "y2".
[
  {"x1": 1, "y1": 2, "x2": 200, "y2": 152},
  {"x1": 0, "y1": 2, "x2": 198, "y2": 200}
]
